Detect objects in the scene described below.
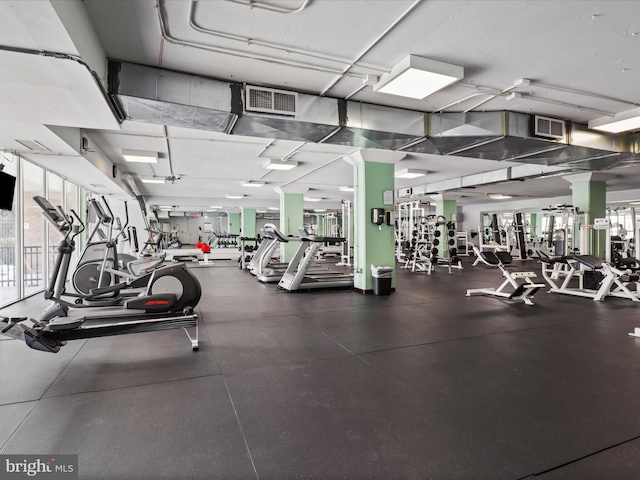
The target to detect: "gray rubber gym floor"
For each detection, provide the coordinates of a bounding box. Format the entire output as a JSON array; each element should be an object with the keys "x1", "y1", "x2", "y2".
[{"x1": 2, "y1": 257, "x2": 640, "y2": 479}]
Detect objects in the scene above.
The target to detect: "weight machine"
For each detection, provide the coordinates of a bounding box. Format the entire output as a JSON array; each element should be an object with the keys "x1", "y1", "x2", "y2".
[
  {"x1": 395, "y1": 201, "x2": 431, "y2": 262},
  {"x1": 404, "y1": 216, "x2": 463, "y2": 274},
  {"x1": 337, "y1": 200, "x2": 353, "y2": 266}
]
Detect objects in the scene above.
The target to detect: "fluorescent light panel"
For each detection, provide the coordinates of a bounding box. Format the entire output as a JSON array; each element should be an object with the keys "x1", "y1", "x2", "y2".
[
  {"x1": 374, "y1": 55, "x2": 464, "y2": 100},
  {"x1": 226, "y1": 194, "x2": 244, "y2": 199},
  {"x1": 339, "y1": 186, "x2": 354, "y2": 192},
  {"x1": 141, "y1": 178, "x2": 166, "y2": 184},
  {"x1": 395, "y1": 168, "x2": 428, "y2": 179},
  {"x1": 589, "y1": 106, "x2": 640, "y2": 133},
  {"x1": 304, "y1": 196, "x2": 323, "y2": 202},
  {"x1": 489, "y1": 194, "x2": 513, "y2": 200},
  {"x1": 264, "y1": 159, "x2": 298, "y2": 170},
  {"x1": 122, "y1": 149, "x2": 158, "y2": 163},
  {"x1": 242, "y1": 181, "x2": 265, "y2": 187}
]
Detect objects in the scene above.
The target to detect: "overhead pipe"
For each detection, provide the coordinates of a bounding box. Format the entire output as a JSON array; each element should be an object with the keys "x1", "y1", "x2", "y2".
[
  {"x1": 454, "y1": 81, "x2": 618, "y2": 117},
  {"x1": 156, "y1": 0, "x2": 368, "y2": 80},
  {"x1": 319, "y1": 0, "x2": 423, "y2": 96},
  {"x1": 188, "y1": 1, "x2": 386, "y2": 73},
  {"x1": 223, "y1": 0, "x2": 311, "y2": 14},
  {"x1": 0, "y1": 44, "x2": 124, "y2": 123},
  {"x1": 525, "y1": 80, "x2": 638, "y2": 108}
]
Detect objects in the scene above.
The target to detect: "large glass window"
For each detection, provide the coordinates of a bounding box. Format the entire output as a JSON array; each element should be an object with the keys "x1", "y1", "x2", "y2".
[
  {"x1": 22, "y1": 161, "x2": 45, "y2": 296},
  {"x1": 0, "y1": 156, "x2": 19, "y2": 305}
]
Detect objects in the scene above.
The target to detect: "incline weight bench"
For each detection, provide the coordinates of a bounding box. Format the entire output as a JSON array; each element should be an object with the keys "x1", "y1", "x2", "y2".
[{"x1": 466, "y1": 251, "x2": 545, "y2": 305}]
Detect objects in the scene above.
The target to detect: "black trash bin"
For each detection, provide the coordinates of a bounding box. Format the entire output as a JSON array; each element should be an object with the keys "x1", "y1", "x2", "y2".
[{"x1": 371, "y1": 266, "x2": 393, "y2": 295}]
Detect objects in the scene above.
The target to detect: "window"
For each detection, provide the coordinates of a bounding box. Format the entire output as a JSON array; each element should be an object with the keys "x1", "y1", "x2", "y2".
[
  {"x1": 0, "y1": 156, "x2": 19, "y2": 305},
  {"x1": 22, "y1": 161, "x2": 45, "y2": 296}
]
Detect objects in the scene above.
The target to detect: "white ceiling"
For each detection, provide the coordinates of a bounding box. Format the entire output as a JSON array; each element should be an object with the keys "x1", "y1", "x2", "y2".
[{"x1": 2, "y1": 0, "x2": 640, "y2": 212}]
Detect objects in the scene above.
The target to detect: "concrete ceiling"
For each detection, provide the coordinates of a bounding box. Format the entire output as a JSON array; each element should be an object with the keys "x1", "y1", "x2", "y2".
[{"x1": 2, "y1": 0, "x2": 640, "y2": 213}]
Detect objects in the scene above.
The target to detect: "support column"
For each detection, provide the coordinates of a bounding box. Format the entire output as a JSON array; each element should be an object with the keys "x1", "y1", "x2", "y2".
[
  {"x1": 564, "y1": 173, "x2": 609, "y2": 258},
  {"x1": 276, "y1": 186, "x2": 307, "y2": 263},
  {"x1": 345, "y1": 150, "x2": 404, "y2": 293},
  {"x1": 241, "y1": 208, "x2": 256, "y2": 238},
  {"x1": 317, "y1": 214, "x2": 324, "y2": 235},
  {"x1": 227, "y1": 212, "x2": 241, "y2": 235},
  {"x1": 432, "y1": 194, "x2": 457, "y2": 258}
]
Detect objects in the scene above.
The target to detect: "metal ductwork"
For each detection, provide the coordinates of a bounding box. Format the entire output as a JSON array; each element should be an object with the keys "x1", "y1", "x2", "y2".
[
  {"x1": 110, "y1": 61, "x2": 235, "y2": 132},
  {"x1": 108, "y1": 61, "x2": 639, "y2": 175}
]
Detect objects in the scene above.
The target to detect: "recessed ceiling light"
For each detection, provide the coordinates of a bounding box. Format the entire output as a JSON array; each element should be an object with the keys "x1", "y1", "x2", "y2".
[
  {"x1": 210, "y1": 205, "x2": 222, "y2": 209},
  {"x1": 242, "y1": 181, "x2": 265, "y2": 187},
  {"x1": 304, "y1": 196, "x2": 323, "y2": 202},
  {"x1": 268, "y1": 207, "x2": 280, "y2": 210},
  {"x1": 90, "y1": 183, "x2": 106, "y2": 188},
  {"x1": 489, "y1": 194, "x2": 513, "y2": 200},
  {"x1": 589, "y1": 106, "x2": 640, "y2": 133},
  {"x1": 122, "y1": 149, "x2": 158, "y2": 163},
  {"x1": 226, "y1": 194, "x2": 244, "y2": 199},
  {"x1": 141, "y1": 178, "x2": 166, "y2": 184},
  {"x1": 374, "y1": 55, "x2": 464, "y2": 100},
  {"x1": 395, "y1": 168, "x2": 428, "y2": 179},
  {"x1": 314, "y1": 209, "x2": 327, "y2": 212},
  {"x1": 264, "y1": 159, "x2": 298, "y2": 170},
  {"x1": 339, "y1": 186, "x2": 354, "y2": 192}
]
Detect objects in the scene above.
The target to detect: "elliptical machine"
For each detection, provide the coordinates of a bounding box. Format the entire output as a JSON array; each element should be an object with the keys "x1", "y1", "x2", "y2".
[
  {"x1": 71, "y1": 197, "x2": 163, "y2": 296},
  {"x1": 1, "y1": 196, "x2": 202, "y2": 353},
  {"x1": 37, "y1": 196, "x2": 200, "y2": 323}
]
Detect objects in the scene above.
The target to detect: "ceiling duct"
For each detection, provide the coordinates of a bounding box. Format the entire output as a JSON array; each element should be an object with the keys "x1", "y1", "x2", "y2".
[
  {"x1": 324, "y1": 102, "x2": 426, "y2": 150},
  {"x1": 109, "y1": 60, "x2": 638, "y2": 171},
  {"x1": 233, "y1": 89, "x2": 340, "y2": 142},
  {"x1": 110, "y1": 61, "x2": 235, "y2": 132}
]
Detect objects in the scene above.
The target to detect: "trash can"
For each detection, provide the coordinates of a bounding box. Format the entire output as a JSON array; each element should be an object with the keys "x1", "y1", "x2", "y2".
[{"x1": 371, "y1": 265, "x2": 393, "y2": 295}]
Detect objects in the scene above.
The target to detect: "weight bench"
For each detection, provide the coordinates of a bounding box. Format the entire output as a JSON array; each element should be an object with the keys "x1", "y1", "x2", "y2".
[
  {"x1": 466, "y1": 251, "x2": 545, "y2": 305},
  {"x1": 538, "y1": 252, "x2": 640, "y2": 302},
  {"x1": 470, "y1": 242, "x2": 508, "y2": 267}
]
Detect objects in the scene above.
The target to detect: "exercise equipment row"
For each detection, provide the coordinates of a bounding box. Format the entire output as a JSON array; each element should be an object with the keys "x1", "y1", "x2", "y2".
[{"x1": 1, "y1": 196, "x2": 201, "y2": 353}]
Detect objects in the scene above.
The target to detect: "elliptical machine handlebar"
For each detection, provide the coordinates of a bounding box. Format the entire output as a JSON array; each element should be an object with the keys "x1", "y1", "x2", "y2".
[{"x1": 69, "y1": 209, "x2": 85, "y2": 236}]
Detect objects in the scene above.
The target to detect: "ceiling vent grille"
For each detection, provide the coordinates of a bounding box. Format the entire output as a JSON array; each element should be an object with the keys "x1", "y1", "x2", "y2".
[
  {"x1": 534, "y1": 115, "x2": 565, "y2": 139},
  {"x1": 246, "y1": 85, "x2": 297, "y2": 116}
]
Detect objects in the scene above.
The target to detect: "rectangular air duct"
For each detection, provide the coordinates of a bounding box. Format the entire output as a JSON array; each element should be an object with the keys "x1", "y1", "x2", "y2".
[{"x1": 246, "y1": 85, "x2": 297, "y2": 116}]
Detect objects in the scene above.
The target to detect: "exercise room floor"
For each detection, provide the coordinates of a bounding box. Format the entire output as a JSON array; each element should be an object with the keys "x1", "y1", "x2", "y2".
[{"x1": 2, "y1": 257, "x2": 640, "y2": 479}]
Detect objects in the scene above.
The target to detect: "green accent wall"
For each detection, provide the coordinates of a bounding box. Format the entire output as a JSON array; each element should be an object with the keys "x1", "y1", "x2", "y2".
[
  {"x1": 571, "y1": 180, "x2": 607, "y2": 257},
  {"x1": 317, "y1": 214, "x2": 324, "y2": 235},
  {"x1": 280, "y1": 192, "x2": 304, "y2": 262},
  {"x1": 242, "y1": 208, "x2": 256, "y2": 238},
  {"x1": 353, "y1": 161, "x2": 395, "y2": 291},
  {"x1": 228, "y1": 213, "x2": 241, "y2": 235}
]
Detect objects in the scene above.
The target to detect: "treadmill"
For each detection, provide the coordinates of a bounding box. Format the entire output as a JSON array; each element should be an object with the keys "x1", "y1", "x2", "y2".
[
  {"x1": 272, "y1": 228, "x2": 354, "y2": 291},
  {"x1": 252, "y1": 224, "x2": 329, "y2": 283}
]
